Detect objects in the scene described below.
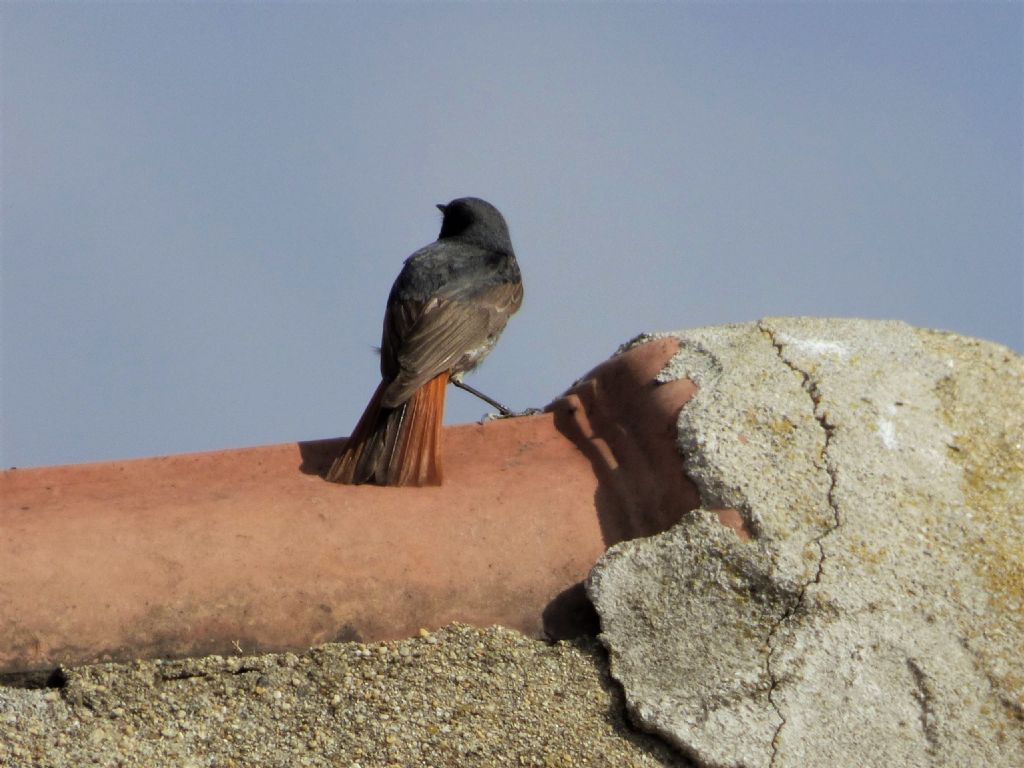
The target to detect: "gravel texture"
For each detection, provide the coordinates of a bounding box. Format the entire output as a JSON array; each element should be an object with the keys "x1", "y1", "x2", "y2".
[{"x1": 0, "y1": 624, "x2": 687, "y2": 768}]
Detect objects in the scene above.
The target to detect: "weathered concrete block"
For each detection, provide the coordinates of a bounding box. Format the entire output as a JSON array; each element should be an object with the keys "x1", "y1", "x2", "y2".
[{"x1": 589, "y1": 318, "x2": 1023, "y2": 768}]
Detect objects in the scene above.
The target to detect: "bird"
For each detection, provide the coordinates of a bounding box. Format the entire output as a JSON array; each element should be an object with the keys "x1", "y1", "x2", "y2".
[{"x1": 326, "y1": 197, "x2": 523, "y2": 486}]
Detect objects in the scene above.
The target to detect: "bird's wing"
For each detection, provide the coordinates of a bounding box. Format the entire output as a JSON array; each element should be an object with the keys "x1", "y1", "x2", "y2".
[{"x1": 381, "y1": 280, "x2": 522, "y2": 407}]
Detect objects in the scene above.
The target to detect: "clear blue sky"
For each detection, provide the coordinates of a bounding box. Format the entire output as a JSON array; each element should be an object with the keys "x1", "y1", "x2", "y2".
[{"x1": 2, "y1": 3, "x2": 1021, "y2": 469}]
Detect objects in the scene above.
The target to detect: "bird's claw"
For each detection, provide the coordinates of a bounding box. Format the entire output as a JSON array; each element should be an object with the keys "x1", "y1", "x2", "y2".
[{"x1": 478, "y1": 407, "x2": 542, "y2": 424}]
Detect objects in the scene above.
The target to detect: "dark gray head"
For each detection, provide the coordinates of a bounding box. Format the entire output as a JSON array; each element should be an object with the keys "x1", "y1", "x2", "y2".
[{"x1": 436, "y1": 197, "x2": 513, "y2": 254}]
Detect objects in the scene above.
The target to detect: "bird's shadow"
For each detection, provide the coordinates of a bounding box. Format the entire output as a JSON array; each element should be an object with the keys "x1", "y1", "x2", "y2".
[{"x1": 297, "y1": 437, "x2": 345, "y2": 477}]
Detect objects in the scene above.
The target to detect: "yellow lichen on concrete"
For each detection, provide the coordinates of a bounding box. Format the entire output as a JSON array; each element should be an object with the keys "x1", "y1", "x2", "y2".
[{"x1": 927, "y1": 330, "x2": 1024, "y2": 710}]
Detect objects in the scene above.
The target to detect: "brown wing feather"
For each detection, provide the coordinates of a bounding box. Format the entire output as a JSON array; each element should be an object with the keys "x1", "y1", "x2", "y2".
[{"x1": 381, "y1": 282, "x2": 522, "y2": 408}]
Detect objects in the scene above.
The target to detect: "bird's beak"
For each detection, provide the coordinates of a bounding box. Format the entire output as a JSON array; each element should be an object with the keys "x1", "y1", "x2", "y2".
[{"x1": 436, "y1": 203, "x2": 447, "y2": 213}]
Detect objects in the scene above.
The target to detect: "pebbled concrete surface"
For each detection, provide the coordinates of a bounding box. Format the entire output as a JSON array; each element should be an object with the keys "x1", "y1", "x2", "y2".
[
  {"x1": 589, "y1": 318, "x2": 1023, "y2": 768},
  {"x1": 0, "y1": 625, "x2": 687, "y2": 768}
]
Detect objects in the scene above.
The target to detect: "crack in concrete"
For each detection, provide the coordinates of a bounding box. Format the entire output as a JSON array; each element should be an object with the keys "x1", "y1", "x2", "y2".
[
  {"x1": 758, "y1": 323, "x2": 843, "y2": 768},
  {"x1": 906, "y1": 659, "x2": 940, "y2": 753}
]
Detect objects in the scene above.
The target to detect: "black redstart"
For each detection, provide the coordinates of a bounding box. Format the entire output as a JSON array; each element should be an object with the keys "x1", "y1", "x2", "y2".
[{"x1": 326, "y1": 197, "x2": 523, "y2": 486}]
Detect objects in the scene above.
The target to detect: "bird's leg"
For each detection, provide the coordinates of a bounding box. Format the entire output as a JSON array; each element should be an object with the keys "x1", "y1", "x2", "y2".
[{"x1": 451, "y1": 379, "x2": 515, "y2": 416}]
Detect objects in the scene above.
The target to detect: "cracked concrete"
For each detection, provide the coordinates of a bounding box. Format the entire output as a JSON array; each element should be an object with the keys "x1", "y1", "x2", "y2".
[
  {"x1": 761, "y1": 321, "x2": 842, "y2": 768},
  {"x1": 906, "y1": 658, "x2": 939, "y2": 753},
  {"x1": 588, "y1": 318, "x2": 1024, "y2": 767}
]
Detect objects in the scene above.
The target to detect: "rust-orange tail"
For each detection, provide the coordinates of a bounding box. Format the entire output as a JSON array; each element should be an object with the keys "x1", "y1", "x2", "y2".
[{"x1": 326, "y1": 372, "x2": 448, "y2": 486}]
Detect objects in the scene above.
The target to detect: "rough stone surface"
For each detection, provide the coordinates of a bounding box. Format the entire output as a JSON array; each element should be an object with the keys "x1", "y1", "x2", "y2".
[
  {"x1": 0, "y1": 625, "x2": 687, "y2": 768},
  {"x1": 589, "y1": 318, "x2": 1023, "y2": 768}
]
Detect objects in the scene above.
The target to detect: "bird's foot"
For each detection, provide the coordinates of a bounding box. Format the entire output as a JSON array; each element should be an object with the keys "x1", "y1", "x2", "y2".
[{"x1": 477, "y1": 407, "x2": 543, "y2": 423}]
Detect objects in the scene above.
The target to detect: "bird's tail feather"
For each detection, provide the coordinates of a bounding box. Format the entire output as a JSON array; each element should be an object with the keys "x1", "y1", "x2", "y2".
[{"x1": 326, "y1": 373, "x2": 447, "y2": 486}]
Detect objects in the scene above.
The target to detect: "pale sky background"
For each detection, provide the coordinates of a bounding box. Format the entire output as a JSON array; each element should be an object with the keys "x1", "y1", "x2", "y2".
[{"x1": 2, "y1": 2, "x2": 1022, "y2": 469}]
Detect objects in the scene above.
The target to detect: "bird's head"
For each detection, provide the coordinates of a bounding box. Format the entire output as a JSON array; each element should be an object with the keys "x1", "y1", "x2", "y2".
[{"x1": 436, "y1": 197, "x2": 513, "y2": 253}]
